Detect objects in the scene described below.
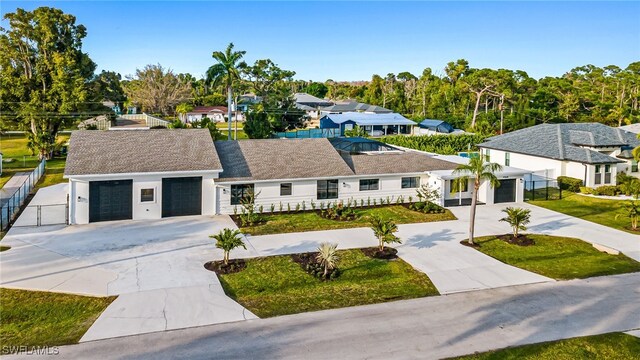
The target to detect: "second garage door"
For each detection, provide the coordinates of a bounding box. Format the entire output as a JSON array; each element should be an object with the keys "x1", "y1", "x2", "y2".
[
  {"x1": 162, "y1": 177, "x2": 202, "y2": 217},
  {"x1": 494, "y1": 179, "x2": 516, "y2": 203}
]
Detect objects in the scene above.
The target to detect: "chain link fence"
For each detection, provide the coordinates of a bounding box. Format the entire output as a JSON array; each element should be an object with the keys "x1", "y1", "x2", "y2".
[{"x1": 0, "y1": 160, "x2": 45, "y2": 231}]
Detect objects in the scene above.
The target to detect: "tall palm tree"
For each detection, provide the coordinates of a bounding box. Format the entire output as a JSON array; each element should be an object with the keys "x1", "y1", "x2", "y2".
[
  {"x1": 206, "y1": 43, "x2": 246, "y2": 140},
  {"x1": 452, "y1": 156, "x2": 503, "y2": 245}
]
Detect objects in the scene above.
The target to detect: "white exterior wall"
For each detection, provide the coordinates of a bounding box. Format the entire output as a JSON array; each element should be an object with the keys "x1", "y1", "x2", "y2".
[
  {"x1": 485, "y1": 148, "x2": 562, "y2": 179},
  {"x1": 68, "y1": 172, "x2": 218, "y2": 225},
  {"x1": 215, "y1": 174, "x2": 435, "y2": 214}
]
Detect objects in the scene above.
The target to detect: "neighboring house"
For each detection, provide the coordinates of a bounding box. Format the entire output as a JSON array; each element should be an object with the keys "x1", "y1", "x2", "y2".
[
  {"x1": 237, "y1": 93, "x2": 262, "y2": 112},
  {"x1": 102, "y1": 100, "x2": 121, "y2": 115},
  {"x1": 619, "y1": 123, "x2": 640, "y2": 134},
  {"x1": 186, "y1": 106, "x2": 228, "y2": 123},
  {"x1": 64, "y1": 130, "x2": 222, "y2": 224},
  {"x1": 416, "y1": 119, "x2": 465, "y2": 135},
  {"x1": 477, "y1": 123, "x2": 640, "y2": 188},
  {"x1": 294, "y1": 93, "x2": 333, "y2": 119},
  {"x1": 320, "y1": 112, "x2": 416, "y2": 136},
  {"x1": 320, "y1": 101, "x2": 392, "y2": 115},
  {"x1": 64, "y1": 132, "x2": 528, "y2": 224}
]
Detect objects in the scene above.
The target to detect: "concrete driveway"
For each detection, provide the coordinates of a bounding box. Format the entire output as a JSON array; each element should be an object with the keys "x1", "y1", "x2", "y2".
[{"x1": 0, "y1": 185, "x2": 259, "y2": 341}]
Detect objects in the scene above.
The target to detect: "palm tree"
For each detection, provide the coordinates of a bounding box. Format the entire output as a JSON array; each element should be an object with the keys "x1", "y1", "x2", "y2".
[
  {"x1": 499, "y1": 207, "x2": 531, "y2": 238},
  {"x1": 369, "y1": 215, "x2": 401, "y2": 251},
  {"x1": 206, "y1": 43, "x2": 246, "y2": 140},
  {"x1": 616, "y1": 200, "x2": 640, "y2": 230},
  {"x1": 210, "y1": 228, "x2": 246, "y2": 265},
  {"x1": 452, "y1": 156, "x2": 503, "y2": 245},
  {"x1": 316, "y1": 242, "x2": 339, "y2": 278}
]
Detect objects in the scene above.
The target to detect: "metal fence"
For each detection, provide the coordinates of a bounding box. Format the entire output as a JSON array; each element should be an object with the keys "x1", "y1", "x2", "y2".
[
  {"x1": 524, "y1": 180, "x2": 563, "y2": 201},
  {"x1": 13, "y1": 203, "x2": 68, "y2": 227},
  {"x1": 0, "y1": 159, "x2": 46, "y2": 231},
  {"x1": 274, "y1": 128, "x2": 340, "y2": 139}
]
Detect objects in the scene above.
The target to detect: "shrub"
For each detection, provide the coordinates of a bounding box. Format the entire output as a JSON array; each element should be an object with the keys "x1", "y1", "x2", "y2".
[
  {"x1": 592, "y1": 185, "x2": 619, "y2": 196},
  {"x1": 499, "y1": 207, "x2": 532, "y2": 238},
  {"x1": 321, "y1": 202, "x2": 356, "y2": 221},
  {"x1": 379, "y1": 134, "x2": 488, "y2": 155},
  {"x1": 557, "y1": 176, "x2": 583, "y2": 192},
  {"x1": 579, "y1": 186, "x2": 593, "y2": 194}
]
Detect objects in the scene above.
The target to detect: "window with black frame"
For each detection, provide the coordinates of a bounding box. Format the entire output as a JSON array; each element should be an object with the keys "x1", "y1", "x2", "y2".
[
  {"x1": 280, "y1": 183, "x2": 292, "y2": 196},
  {"x1": 317, "y1": 179, "x2": 338, "y2": 199},
  {"x1": 401, "y1": 176, "x2": 420, "y2": 189},
  {"x1": 359, "y1": 179, "x2": 379, "y2": 191},
  {"x1": 230, "y1": 184, "x2": 254, "y2": 205}
]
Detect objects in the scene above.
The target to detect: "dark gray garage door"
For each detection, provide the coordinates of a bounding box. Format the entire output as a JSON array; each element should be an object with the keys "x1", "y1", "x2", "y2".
[
  {"x1": 162, "y1": 177, "x2": 202, "y2": 217},
  {"x1": 89, "y1": 180, "x2": 133, "y2": 222},
  {"x1": 494, "y1": 179, "x2": 516, "y2": 203}
]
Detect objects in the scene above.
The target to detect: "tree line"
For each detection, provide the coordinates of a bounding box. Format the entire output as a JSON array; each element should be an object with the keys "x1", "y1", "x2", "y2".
[{"x1": 1, "y1": 7, "x2": 638, "y2": 156}]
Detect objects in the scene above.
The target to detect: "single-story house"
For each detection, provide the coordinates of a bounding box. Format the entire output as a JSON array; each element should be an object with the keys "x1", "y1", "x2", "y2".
[
  {"x1": 416, "y1": 119, "x2": 464, "y2": 135},
  {"x1": 295, "y1": 93, "x2": 333, "y2": 119},
  {"x1": 186, "y1": 106, "x2": 228, "y2": 123},
  {"x1": 64, "y1": 131, "x2": 528, "y2": 224},
  {"x1": 64, "y1": 129, "x2": 222, "y2": 224},
  {"x1": 320, "y1": 112, "x2": 416, "y2": 136},
  {"x1": 320, "y1": 101, "x2": 392, "y2": 115},
  {"x1": 477, "y1": 123, "x2": 640, "y2": 188}
]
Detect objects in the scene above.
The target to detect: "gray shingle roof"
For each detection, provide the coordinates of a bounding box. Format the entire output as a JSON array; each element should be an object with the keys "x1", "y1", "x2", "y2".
[
  {"x1": 214, "y1": 139, "x2": 355, "y2": 182},
  {"x1": 340, "y1": 151, "x2": 459, "y2": 175},
  {"x1": 321, "y1": 101, "x2": 392, "y2": 114},
  {"x1": 294, "y1": 93, "x2": 333, "y2": 107},
  {"x1": 478, "y1": 123, "x2": 639, "y2": 164},
  {"x1": 65, "y1": 129, "x2": 221, "y2": 176}
]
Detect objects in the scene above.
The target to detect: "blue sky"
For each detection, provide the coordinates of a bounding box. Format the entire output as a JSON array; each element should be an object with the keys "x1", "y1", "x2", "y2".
[{"x1": 2, "y1": 1, "x2": 639, "y2": 81}]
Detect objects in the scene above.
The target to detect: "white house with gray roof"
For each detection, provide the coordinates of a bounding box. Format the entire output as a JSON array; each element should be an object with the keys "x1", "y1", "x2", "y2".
[
  {"x1": 64, "y1": 130, "x2": 528, "y2": 224},
  {"x1": 477, "y1": 123, "x2": 640, "y2": 188}
]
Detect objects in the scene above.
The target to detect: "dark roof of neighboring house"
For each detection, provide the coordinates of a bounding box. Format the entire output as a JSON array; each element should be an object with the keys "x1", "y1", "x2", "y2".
[
  {"x1": 340, "y1": 151, "x2": 459, "y2": 175},
  {"x1": 188, "y1": 106, "x2": 228, "y2": 114},
  {"x1": 214, "y1": 138, "x2": 355, "y2": 182},
  {"x1": 321, "y1": 101, "x2": 392, "y2": 114},
  {"x1": 419, "y1": 119, "x2": 455, "y2": 133},
  {"x1": 478, "y1": 123, "x2": 639, "y2": 164},
  {"x1": 65, "y1": 129, "x2": 221, "y2": 176}
]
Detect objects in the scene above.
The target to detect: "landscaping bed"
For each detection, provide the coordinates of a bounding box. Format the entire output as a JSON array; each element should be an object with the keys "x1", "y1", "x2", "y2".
[
  {"x1": 204, "y1": 259, "x2": 247, "y2": 275},
  {"x1": 217, "y1": 249, "x2": 439, "y2": 317},
  {"x1": 530, "y1": 192, "x2": 639, "y2": 234},
  {"x1": 236, "y1": 205, "x2": 456, "y2": 235},
  {"x1": 451, "y1": 332, "x2": 640, "y2": 360},
  {"x1": 0, "y1": 288, "x2": 116, "y2": 352},
  {"x1": 469, "y1": 234, "x2": 640, "y2": 280}
]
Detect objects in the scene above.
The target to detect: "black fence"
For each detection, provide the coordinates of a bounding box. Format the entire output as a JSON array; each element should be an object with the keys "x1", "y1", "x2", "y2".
[
  {"x1": 0, "y1": 160, "x2": 45, "y2": 231},
  {"x1": 524, "y1": 180, "x2": 563, "y2": 201}
]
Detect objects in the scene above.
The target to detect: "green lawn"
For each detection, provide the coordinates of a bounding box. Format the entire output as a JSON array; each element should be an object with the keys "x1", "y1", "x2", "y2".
[
  {"x1": 1, "y1": 134, "x2": 68, "y2": 189},
  {"x1": 452, "y1": 332, "x2": 640, "y2": 360},
  {"x1": 530, "y1": 192, "x2": 637, "y2": 234},
  {"x1": 217, "y1": 129, "x2": 248, "y2": 140},
  {"x1": 0, "y1": 288, "x2": 115, "y2": 350},
  {"x1": 473, "y1": 234, "x2": 640, "y2": 280},
  {"x1": 219, "y1": 249, "x2": 439, "y2": 317},
  {"x1": 239, "y1": 205, "x2": 457, "y2": 235},
  {"x1": 215, "y1": 121, "x2": 244, "y2": 129}
]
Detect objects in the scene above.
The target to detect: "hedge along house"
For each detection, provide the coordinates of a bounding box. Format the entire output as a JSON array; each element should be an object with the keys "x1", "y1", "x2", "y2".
[
  {"x1": 477, "y1": 123, "x2": 640, "y2": 188},
  {"x1": 319, "y1": 112, "x2": 416, "y2": 137},
  {"x1": 213, "y1": 138, "x2": 528, "y2": 214},
  {"x1": 64, "y1": 130, "x2": 222, "y2": 224}
]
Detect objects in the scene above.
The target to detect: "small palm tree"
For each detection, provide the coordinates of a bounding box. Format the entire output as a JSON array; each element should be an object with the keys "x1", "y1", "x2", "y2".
[
  {"x1": 616, "y1": 200, "x2": 640, "y2": 230},
  {"x1": 316, "y1": 242, "x2": 339, "y2": 278},
  {"x1": 210, "y1": 228, "x2": 246, "y2": 265},
  {"x1": 206, "y1": 43, "x2": 246, "y2": 140},
  {"x1": 452, "y1": 156, "x2": 503, "y2": 245},
  {"x1": 369, "y1": 215, "x2": 401, "y2": 251},
  {"x1": 499, "y1": 207, "x2": 532, "y2": 238}
]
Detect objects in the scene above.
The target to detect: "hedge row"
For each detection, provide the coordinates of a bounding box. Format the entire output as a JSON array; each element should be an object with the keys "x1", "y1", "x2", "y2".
[{"x1": 379, "y1": 134, "x2": 488, "y2": 155}]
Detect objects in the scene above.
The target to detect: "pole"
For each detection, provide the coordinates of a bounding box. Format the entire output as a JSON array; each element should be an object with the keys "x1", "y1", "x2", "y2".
[{"x1": 227, "y1": 85, "x2": 233, "y2": 140}]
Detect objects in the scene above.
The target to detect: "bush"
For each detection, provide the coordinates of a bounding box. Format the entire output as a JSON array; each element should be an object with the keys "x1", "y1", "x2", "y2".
[
  {"x1": 579, "y1": 186, "x2": 593, "y2": 194},
  {"x1": 592, "y1": 185, "x2": 620, "y2": 196},
  {"x1": 378, "y1": 134, "x2": 488, "y2": 155},
  {"x1": 557, "y1": 176, "x2": 583, "y2": 192}
]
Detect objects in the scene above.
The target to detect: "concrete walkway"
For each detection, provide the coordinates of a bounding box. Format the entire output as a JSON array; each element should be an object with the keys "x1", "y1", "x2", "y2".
[
  {"x1": 0, "y1": 171, "x2": 30, "y2": 206},
  {"x1": 9, "y1": 273, "x2": 639, "y2": 360}
]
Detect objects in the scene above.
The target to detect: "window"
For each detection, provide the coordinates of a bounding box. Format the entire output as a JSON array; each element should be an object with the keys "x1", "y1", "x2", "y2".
[
  {"x1": 140, "y1": 188, "x2": 155, "y2": 202},
  {"x1": 317, "y1": 180, "x2": 339, "y2": 199},
  {"x1": 594, "y1": 165, "x2": 602, "y2": 185},
  {"x1": 359, "y1": 179, "x2": 379, "y2": 191},
  {"x1": 401, "y1": 176, "x2": 420, "y2": 189},
  {"x1": 230, "y1": 184, "x2": 254, "y2": 205},
  {"x1": 505, "y1": 152, "x2": 510, "y2": 166},
  {"x1": 604, "y1": 164, "x2": 612, "y2": 184},
  {"x1": 632, "y1": 160, "x2": 638, "y2": 173},
  {"x1": 484, "y1": 149, "x2": 491, "y2": 162},
  {"x1": 280, "y1": 183, "x2": 292, "y2": 196},
  {"x1": 450, "y1": 179, "x2": 468, "y2": 193}
]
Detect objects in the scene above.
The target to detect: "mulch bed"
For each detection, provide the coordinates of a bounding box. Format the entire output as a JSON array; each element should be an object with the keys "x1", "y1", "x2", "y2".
[
  {"x1": 204, "y1": 259, "x2": 247, "y2": 275},
  {"x1": 361, "y1": 246, "x2": 398, "y2": 260},
  {"x1": 497, "y1": 234, "x2": 535, "y2": 246},
  {"x1": 291, "y1": 252, "x2": 340, "y2": 280},
  {"x1": 229, "y1": 215, "x2": 266, "y2": 228}
]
